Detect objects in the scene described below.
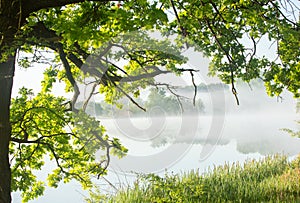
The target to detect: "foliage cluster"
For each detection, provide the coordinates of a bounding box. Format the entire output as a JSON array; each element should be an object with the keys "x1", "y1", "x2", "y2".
[
  {"x1": 167, "y1": 0, "x2": 300, "y2": 98},
  {"x1": 89, "y1": 154, "x2": 300, "y2": 202},
  {"x1": 9, "y1": 88, "x2": 127, "y2": 202}
]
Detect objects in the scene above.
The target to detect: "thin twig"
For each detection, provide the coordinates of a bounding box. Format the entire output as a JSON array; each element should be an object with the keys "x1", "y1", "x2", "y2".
[
  {"x1": 169, "y1": 0, "x2": 187, "y2": 38},
  {"x1": 190, "y1": 71, "x2": 197, "y2": 106},
  {"x1": 82, "y1": 82, "x2": 98, "y2": 111},
  {"x1": 113, "y1": 82, "x2": 146, "y2": 112}
]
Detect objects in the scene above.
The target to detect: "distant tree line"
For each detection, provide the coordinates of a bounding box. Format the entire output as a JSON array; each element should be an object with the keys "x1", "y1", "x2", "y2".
[
  {"x1": 79, "y1": 87, "x2": 205, "y2": 117},
  {"x1": 180, "y1": 82, "x2": 229, "y2": 92}
]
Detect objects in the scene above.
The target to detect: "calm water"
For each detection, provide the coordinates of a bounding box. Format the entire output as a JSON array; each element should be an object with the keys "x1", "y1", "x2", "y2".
[{"x1": 12, "y1": 88, "x2": 300, "y2": 202}]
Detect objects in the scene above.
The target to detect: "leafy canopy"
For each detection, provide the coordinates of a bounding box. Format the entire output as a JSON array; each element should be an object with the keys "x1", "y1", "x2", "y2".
[{"x1": 8, "y1": 0, "x2": 300, "y2": 201}]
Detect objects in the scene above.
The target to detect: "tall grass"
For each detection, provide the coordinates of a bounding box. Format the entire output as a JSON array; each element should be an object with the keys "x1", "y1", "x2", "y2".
[
  {"x1": 200, "y1": 154, "x2": 299, "y2": 202},
  {"x1": 87, "y1": 154, "x2": 300, "y2": 202}
]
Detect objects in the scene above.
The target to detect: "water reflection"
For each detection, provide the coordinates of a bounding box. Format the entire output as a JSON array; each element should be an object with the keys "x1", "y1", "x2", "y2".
[{"x1": 101, "y1": 114, "x2": 300, "y2": 160}]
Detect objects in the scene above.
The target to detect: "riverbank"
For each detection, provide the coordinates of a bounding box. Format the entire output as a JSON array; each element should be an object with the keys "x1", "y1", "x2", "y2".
[{"x1": 87, "y1": 154, "x2": 300, "y2": 202}]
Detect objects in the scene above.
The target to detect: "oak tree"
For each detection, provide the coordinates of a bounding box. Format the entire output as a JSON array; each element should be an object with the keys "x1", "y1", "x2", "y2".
[{"x1": 0, "y1": 0, "x2": 299, "y2": 202}]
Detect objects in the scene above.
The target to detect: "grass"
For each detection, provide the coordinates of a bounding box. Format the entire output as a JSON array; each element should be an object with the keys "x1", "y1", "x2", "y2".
[{"x1": 87, "y1": 154, "x2": 300, "y2": 203}]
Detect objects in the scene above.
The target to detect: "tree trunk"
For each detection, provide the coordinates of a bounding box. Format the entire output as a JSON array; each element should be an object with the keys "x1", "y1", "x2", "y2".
[{"x1": 0, "y1": 54, "x2": 15, "y2": 203}]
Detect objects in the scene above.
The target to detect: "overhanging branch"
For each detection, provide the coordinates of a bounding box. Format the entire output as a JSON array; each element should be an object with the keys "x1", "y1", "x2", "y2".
[
  {"x1": 57, "y1": 44, "x2": 81, "y2": 109},
  {"x1": 23, "y1": 0, "x2": 120, "y2": 16}
]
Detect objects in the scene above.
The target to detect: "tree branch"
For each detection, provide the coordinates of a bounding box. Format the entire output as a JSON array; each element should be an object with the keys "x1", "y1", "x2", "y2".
[
  {"x1": 82, "y1": 82, "x2": 98, "y2": 111},
  {"x1": 26, "y1": 21, "x2": 200, "y2": 111},
  {"x1": 44, "y1": 141, "x2": 88, "y2": 185},
  {"x1": 200, "y1": 16, "x2": 240, "y2": 105},
  {"x1": 11, "y1": 133, "x2": 75, "y2": 144},
  {"x1": 111, "y1": 81, "x2": 146, "y2": 112},
  {"x1": 169, "y1": 0, "x2": 188, "y2": 38},
  {"x1": 23, "y1": 0, "x2": 119, "y2": 16},
  {"x1": 190, "y1": 71, "x2": 197, "y2": 106},
  {"x1": 57, "y1": 44, "x2": 80, "y2": 110}
]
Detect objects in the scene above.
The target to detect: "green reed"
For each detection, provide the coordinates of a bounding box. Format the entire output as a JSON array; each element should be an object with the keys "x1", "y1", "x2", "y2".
[{"x1": 88, "y1": 154, "x2": 300, "y2": 203}]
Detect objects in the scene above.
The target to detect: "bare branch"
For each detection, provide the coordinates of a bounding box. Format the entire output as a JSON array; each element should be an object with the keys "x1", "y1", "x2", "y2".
[
  {"x1": 97, "y1": 146, "x2": 110, "y2": 179},
  {"x1": 269, "y1": 1, "x2": 299, "y2": 27},
  {"x1": 82, "y1": 82, "x2": 98, "y2": 111},
  {"x1": 147, "y1": 82, "x2": 195, "y2": 113},
  {"x1": 101, "y1": 176, "x2": 118, "y2": 191},
  {"x1": 148, "y1": 82, "x2": 190, "y2": 99},
  {"x1": 113, "y1": 81, "x2": 146, "y2": 112},
  {"x1": 190, "y1": 71, "x2": 197, "y2": 106},
  {"x1": 119, "y1": 68, "x2": 169, "y2": 83}
]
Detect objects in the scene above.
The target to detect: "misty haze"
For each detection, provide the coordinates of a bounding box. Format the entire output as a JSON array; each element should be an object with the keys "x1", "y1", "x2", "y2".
[
  {"x1": 102, "y1": 81, "x2": 300, "y2": 173},
  {"x1": 13, "y1": 79, "x2": 300, "y2": 203}
]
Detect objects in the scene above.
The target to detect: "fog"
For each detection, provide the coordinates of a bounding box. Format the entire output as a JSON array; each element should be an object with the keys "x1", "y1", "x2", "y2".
[
  {"x1": 12, "y1": 52, "x2": 300, "y2": 202},
  {"x1": 199, "y1": 82, "x2": 300, "y2": 156},
  {"x1": 12, "y1": 75, "x2": 300, "y2": 202},
  {"x1": 103, "y1": 82, "x2": 299, "y2": 156}
]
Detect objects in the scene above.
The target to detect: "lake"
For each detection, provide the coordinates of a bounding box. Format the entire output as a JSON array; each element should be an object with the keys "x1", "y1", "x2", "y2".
[{"x1": 12, "y1": 88, "x2": 300, "y2": 202}]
